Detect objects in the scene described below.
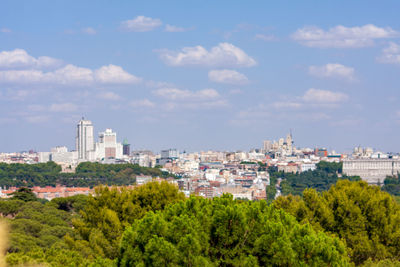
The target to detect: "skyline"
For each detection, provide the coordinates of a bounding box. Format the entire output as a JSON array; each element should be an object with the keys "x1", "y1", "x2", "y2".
[
  {"x1": 2, "y1": 117, "x2": 393, "y2": 154},
  {"x1": 1, "y1": 1, "x2": 400, "y2": 153}
]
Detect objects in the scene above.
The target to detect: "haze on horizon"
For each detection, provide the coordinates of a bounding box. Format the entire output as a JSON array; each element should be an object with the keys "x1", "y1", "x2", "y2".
[{"x1": 1, "y1": 0, "x2": 400, "y2": 153}]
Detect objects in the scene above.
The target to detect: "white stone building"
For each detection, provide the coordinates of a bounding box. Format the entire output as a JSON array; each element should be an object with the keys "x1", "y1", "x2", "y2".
[{"x1": 343, "y1": 159, "x2": 400, "y2": 184}]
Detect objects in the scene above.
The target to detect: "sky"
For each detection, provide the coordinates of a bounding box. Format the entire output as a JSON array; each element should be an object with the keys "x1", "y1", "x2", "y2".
[{"x1": 1, "y1": 0, "x2": 400, "y2": 153}]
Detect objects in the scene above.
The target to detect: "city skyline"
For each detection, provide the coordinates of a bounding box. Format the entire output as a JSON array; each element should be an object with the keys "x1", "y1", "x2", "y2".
[
  {"x1": 1, "y1": 1, "x2": 400, "y2": 153},
  {"x1": 3, "y1": 117, "x2": 394, "y2": 155}
]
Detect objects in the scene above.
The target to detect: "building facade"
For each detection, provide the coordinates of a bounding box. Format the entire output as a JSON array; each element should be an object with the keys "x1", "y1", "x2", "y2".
[
  {"x1": 76, "y1": 119, "x2": 94, "y2": 161},
  {"x1": 94, "y1": 128, "x2": 123, "y2": 160},
  {"x1": 343, "y1": 159, "x2": 400, "y2": 184}
]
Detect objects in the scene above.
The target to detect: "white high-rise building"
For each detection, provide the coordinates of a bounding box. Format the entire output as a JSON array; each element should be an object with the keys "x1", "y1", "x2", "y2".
[
  {"x1": 94, "y1": 128, "x2": 123, "y2": 160},
  {"x1": 76, "y1": 119, "x2": 95, "y2": 161}
]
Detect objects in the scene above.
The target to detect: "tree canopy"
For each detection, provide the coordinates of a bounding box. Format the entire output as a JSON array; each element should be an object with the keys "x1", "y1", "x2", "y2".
[
  {"x1": 267, "y1": 161, "x2": 360, "y2": 198},
  {"x1": 0, "y1": 161, "x2": 174, "y2": 188},
  {"x1": 3, "y1": 167, "x2": 400, "y2": 266},
  {"x1": 66, "y1": 181, "x2": 185, "y2": 259},
  {"x1": 118, "y1": 195, "x2": 350, "y2": 266},
  {"x1": 274, "y1": 180, "x2": 400, "y2": 265}
]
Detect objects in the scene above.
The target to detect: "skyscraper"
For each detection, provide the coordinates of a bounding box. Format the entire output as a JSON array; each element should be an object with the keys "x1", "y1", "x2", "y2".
[{"x1": 76, "y1": 118, "x2": 94, "y2": 160}]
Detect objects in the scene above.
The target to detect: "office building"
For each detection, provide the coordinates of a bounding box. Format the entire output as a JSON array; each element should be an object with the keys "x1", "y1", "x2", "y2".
[
  {"x1": 76, "y1": 119, "x2": 94, "y2": 161},
  {"x1": 123, "y1": 138, "x2": 130, "y2": 156},
  {"x1": 94, "y1": 128, "x2": 123, "y2": 159}
]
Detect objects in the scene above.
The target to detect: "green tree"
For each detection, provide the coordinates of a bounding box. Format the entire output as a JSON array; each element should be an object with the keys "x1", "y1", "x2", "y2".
[
  {"x1": 118, "y1": 195, "x2": 350, "y2": 266},
  {"x1": 316, "y1": 161, "x2": 343, "y2": 173},
  {"x1": 10, "y1": 187, "x2": 37, "y2": 202},
  {"x1": 68, "y1": 181, "x2": 185, "y2": 259},
  {"x1": 274, "y1": 180, "x2": 400, "y2": 265}
]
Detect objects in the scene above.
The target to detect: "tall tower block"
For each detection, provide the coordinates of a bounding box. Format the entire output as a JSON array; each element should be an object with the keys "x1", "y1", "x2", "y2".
[{"x1": 76, "y1": 118, "x2": 94, "y2": 160}]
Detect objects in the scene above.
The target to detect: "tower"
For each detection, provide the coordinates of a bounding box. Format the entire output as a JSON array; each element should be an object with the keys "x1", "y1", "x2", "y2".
[
  {"x1": 76, "y1": 118, "x2": 94, "y2": 160},
  {"x1": 123, "y1": 138, "x2": 130, "y2": 156}
]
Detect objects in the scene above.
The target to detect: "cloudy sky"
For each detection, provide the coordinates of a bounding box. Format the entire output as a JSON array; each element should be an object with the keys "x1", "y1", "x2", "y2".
[{"x1": 1, "y1": 0, "x2": 400, "y2": 153}]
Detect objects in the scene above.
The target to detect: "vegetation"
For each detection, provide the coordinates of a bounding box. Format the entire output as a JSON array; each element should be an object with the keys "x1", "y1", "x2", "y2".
[
  {"x1": 267, "y1": 161, "x2": 360, "y2": 197},
  {"x1": 2, "y1": 162, "x2": 400, "y2": 266},
  {"x1": 275, "y1": 180, "x2": 400, "y2": 265},
  {"x1": 382, "y1": 174, "x2": 400, "y2": 196},
  {"x1": 0, "y1": 193, "x2": 93, "y2": 266},
  {"x1": 65, "y1": 181, "x2": 185, "y2": 260},
  {"x1": 0, "y1": 161, "x2": 174, "y2": 188},
  {"x1": 119, "y1": 195, "x2": 350, "y2": 266}
]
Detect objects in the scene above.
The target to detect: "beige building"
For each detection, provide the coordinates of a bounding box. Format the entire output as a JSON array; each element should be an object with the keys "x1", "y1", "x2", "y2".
[{"x1": 343, "y1": 159, "x2": 400, "y2": 184}]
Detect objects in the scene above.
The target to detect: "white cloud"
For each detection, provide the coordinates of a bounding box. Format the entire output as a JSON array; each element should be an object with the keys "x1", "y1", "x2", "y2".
[
  {"x1": 0, "y1": 49, "x2": 142, "y2": 86},
  {"x1": 165, "y1": 24, "x2": 188, "y2": 32},
  {"x1": 231, "y1": 103, "x2": 331, "y2": 125},
  {"x1": 28, "y1": 104, "x2": 46, "y2": 112},
  {"x1": 121, "y1": 16, "x2": 162, "y2": 32},
  {"x1": 25, "y1": 115, "x2": 50, "y2": 123},
  {"x1": 49, "y1": 103, "x2": 78, "y2": 112},
  {"x1": 153, "y1": 88, "x2": 227, "y2": 110},
  {"x1": 145, "y1": 80, "x2": 175, "y2": 88},
  {"x1": 182, "y1": 99, "x2": 228, "y2": 109},
  {"x1": 377, "y1": 42, "x2": 400, "y2": 64},
  {"x1": 229, "y1": 89, "x2": 242, "y2": 95},
  {"x1": 302, "y1": 88, "x2": 348, "y2": 103},
  {"x1": 130, "y1": 99, "x2": 155, "y2": 108},
  {"x1": 235, "y1": 105, "x2": 271, "y2": 120},
  {"x1": 8, "y1": 90, "x2": 33, "y2": 100},
  {"x1": 272, "y1": 101, "x2": 303, "y2": 109},
  {"x1": 94, "y1": 64, "x2": 141, "y2": 84},
  {"x1": 308, "y1": 63, "x2": 355, "y2": 80},
  {"x1": 154, "y1": 88, "x2": 220, "y2": 100},
  {"x1": 98, "y1": 91, "x2": 120, "y2": 100},
  {"x1": 208, "y1": 69, "x2": 248, "y2": 84},
  {"x1": 82, "y1": 27, "x2": 96, "y2": 35},
  {"x1": 0, "y1": 64, "x2": 141, "y2": 85},
  {"x1": 158, "y1": 43, "x2": 256, "y2": 68},
  {"x1": 292, "y1": 24, "x2": 398, "y2": 48},
  {"x1": 0, "y1": 49, "x2": 62, "y2": 69},
  {"x1": 254, "y1": 34, "x2": 277, "y2": 41},
  {"x1": 232, "y1": 89, "x2": 347, "y2": 125},
  {"x1": 50, "y1": 64, "x2": 94, "y2": 84},
  {"x1": 0, "y1": 70, "x2": 43, "y2": 83},
  {"x1": 0, "y1": 28, "x2": 11, "y2": 33}
]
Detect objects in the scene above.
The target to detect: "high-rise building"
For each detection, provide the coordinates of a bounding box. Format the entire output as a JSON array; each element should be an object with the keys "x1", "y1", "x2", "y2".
[
  {"x1": 76, "y1": 119, "x2": 94, "y2": 160},
  {"x1": 94, "y1": 128, "x2": 123, "y2": 159},
  {"x1": 122, "y1": 138, "x2": 130, "y2": 156}
]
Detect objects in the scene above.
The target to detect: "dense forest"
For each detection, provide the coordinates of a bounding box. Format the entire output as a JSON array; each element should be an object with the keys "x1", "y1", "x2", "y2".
[
  {"x1": 0, "y1": 162, "x2": 173, "y2": 188},
  {"x1": 1, "y1": 180, "x2": 400, "y2": 266}
]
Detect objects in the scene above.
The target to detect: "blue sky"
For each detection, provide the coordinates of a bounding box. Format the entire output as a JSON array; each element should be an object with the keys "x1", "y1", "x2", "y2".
[{"x1": 1, "y1": 0, "x2": 400, "y2": 153}]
